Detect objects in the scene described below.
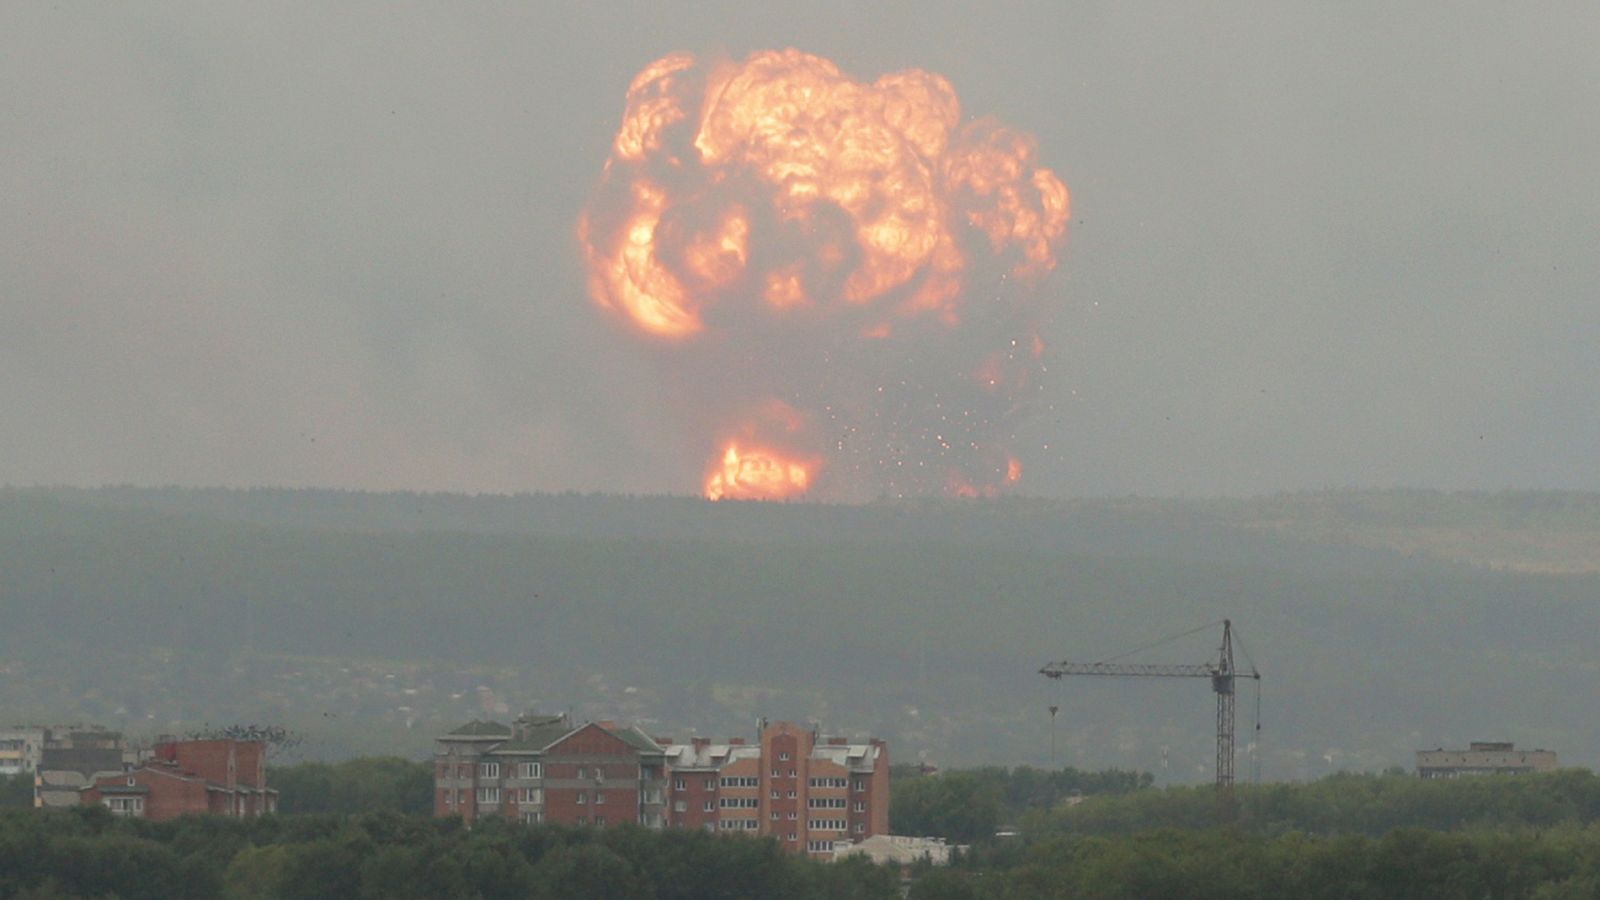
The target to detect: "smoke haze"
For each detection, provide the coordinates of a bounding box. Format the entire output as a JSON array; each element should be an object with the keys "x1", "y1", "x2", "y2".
[{"x1": 3, "y1": 3, "x2": 1597, "y2": 496}]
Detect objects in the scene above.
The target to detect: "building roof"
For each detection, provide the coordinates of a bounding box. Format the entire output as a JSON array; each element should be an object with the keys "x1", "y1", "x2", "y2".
[
  {"x1": 445, "y1": 720, "x2": 512, "y2": 738},
  {"x1": 811, "y1": 744, "x2": 878, "y2": 770},
  {"x1": 661, "y1": 743, "x2": 761, "y2": 769},
  {"x1": 491, "y1": 721, "x2": 577, "y2": 753},
  {"x1": 608, "y1": 725, "x2": 664, "y2": 754},
  {"x1": 834, "y1": 835, "x2": 959, "y2": 865}
]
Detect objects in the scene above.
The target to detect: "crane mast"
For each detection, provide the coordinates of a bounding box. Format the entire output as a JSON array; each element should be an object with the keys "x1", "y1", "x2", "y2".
[{"x1": 1040, "y1": 619, "x2": 1259, "y2": 803}]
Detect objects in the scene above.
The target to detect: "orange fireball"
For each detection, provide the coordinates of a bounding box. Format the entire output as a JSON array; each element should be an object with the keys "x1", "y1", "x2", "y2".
[
  {"x1": 704, "y1": 444, "x2": 812, "y2": 501},
  {"x1": 580, "y1": 49, "x2": 1071, "y2": 500}
]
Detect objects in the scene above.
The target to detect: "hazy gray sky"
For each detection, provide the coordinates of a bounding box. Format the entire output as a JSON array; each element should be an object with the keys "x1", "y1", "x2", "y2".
[{"x1": 3, "y1": 2, "x2": 1596, "y2": 497}]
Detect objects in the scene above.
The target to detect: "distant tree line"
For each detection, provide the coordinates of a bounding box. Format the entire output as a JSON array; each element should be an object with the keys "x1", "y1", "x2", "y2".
[
  {"x1": 270, "y1": 757, "x2": 432, "y2": 816},
  {"x1": 902, "y1": 770, "x2": 1600, "y2": 898},
  {"x1": 1030, "y1": 770, "x2": 1600, "y2": 838},
  {"x1": 890, "y1": 764, "x2": 1151, "y2": 843},
  {"x1": 910, "y1": 827, "x2": 1600, "y2": 899},
  {"x1": 0, "y1": 807, "x2": 897, "y2": 900}
]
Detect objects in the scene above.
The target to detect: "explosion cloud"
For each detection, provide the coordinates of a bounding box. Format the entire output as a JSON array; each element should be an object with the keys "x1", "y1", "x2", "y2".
[{"x1": 579, "y1": 49, "x2": 1069, "y2": 501}]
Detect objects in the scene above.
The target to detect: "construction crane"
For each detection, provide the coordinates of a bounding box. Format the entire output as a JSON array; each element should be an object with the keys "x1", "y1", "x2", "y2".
[{"x1": 1039, "y1": 620, "x2": 1261, "y2": 802}]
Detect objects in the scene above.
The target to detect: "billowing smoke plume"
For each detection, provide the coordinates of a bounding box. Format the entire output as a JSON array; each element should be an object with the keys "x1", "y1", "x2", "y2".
[{"x1": 579, "y1": 49, "x2": 1070, "y2": 501}]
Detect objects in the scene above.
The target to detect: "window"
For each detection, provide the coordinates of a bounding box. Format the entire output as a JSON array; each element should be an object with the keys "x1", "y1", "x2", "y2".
[
  {"x1": 719, "y1": 797, "x2": 758, "y2": 809},
  {"x1": 105, "y1": 797, "x2": 143, "y2": 816},
  {"x1": 674, "y1": 800, "x2": 686, "y2": 813},
  {"x1": 808, "y1": 818, "x2": 846, "y2": 831},
  {"x1": 787, "y1": 811, "x2": 797, "y2": 820},
  {"x1": 771, "y1": 768, "x2": 781, "y2": 778},
  {"x1": 789, "y1": 769, "x2": 797, "y2": 777},
  {"x1": 576, "y1": 767, "x2": 586, "y2": 779},
  {"x1": 703, "y1": 822, "x2": 716, "y2": 833},
  {"x1": 853, "y1": 779, "x2": 866, "y2": 792},
  {"x1": 673, "y1": 777, "x2": 686, "y2": 790},
  {"x1": 576, "y1": 792, "x2": 586, "y2": 805},
  {"x1": 855, "y1": 823, "x2": 865, "y2": 833},
  {"x1": 519, "y1": 762, "x2": 542, "y2": 779},
  {"x1": 719, "y1": 776, "x2": 758, "y2": 788},
  {"x1": 595, "y1": 816, "x2": 606, "y2": 826},
  {"x1": 705, "y1": 778, "x2": 716, "y2": 790},
  {"x1": 788, "y1": 832, "x2": 797, "y2": 841},
  {"x1": 477, "y1": 787, "x2": 500, "y2": 805},
  {"x1": 595, "y1": 791, "x2": 606, "y2": 805},
  {"x1": 595, "y1": 769, "x2": 605, "y2": 784},
  {"x1": 807, "y1": 840, "x2": 836, "y2": 853},
  {"x1": 807, "y1": 777, "x2": 847, "y2": 788},
  {"x1": 771, "y1": 790, "x2": 780, "y2": 800},
  {"x1": 778, "y1": 751, "x2": 791, "y2": 761},
  {"x1": 787, "y1": 790, "x2": 796, "y2": 799},
  {"x1": 521, "y1": 788, "x2": 543, "y2": 805},
  {"x1": 771, "y1": 811, "x2": 780, "y2": 820},
  {"x1": 522, "y1": 811, "x2": 543, "y2": 824},
  {"x1": 577, "y1": 816, "x2": 586, "y2": 826},
  {"x1": 479, "y1": 762, "x2": 499, "y2": 779},
  {"x1": 703, "y1": 801, "x2": 714, "y2": 812}
]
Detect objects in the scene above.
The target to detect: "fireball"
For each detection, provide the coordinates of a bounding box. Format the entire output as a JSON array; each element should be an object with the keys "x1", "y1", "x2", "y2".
[{"x1": 579, "y1": 49, "x2": 1070, "y2": 500}]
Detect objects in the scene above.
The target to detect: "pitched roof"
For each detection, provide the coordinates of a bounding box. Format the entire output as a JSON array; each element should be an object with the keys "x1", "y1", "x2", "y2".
[
  {"x1": 608, "y1": 725, "x2": 664, "y2": 754},
  {"x1": 446, "y1": 720, "x2": 511, "y2": 738},
  {"x1": 492, "y1": 720, "x2": 577, "y2": 753}
]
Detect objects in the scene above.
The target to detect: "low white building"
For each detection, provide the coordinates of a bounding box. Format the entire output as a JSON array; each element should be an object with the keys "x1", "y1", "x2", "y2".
[
  {"x1": 1416, "y1": 741, "x2": 1558, "y2": 778},
  {"x1": 832, "y1": 834, "x2": 961, "y2": 866}
]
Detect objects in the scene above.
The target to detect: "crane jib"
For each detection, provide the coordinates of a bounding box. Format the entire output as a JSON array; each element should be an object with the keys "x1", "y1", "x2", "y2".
[{"x1": 1037, "y1": 619, "x2": 1260, "y2": 822}]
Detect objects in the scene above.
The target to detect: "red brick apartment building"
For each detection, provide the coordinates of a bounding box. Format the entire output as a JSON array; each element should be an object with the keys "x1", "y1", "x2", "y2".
[
  {"x1": 435, "y1": 714, "x2": 889, "y2": 858},
  {"x1": 434, "y1": 713, "x2": 668, "y2": 828},
  {"x1": 662, "y1": 720, "x2": 889, "y2": 857},
  {"x1": 79, "y1": 739, "x2": 276, "y2": 821}
]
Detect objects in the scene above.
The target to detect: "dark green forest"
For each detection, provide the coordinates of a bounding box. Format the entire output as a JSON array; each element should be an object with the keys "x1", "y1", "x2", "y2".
[
  {"x1": 3, "y1": 486, "x2": 1597, "y2": 774},
  {"x1": 0, "y1": 808, "x2": 897, "y2": 900},
  {"x1": 16, "y1": 765, "x2": 1600, "y2": 897},
  {"x1": 905, "y1": 769, "x2": 1600, "y2": 899}
]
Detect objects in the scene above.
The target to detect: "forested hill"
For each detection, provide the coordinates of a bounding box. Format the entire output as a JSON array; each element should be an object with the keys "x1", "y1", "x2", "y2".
[
  {"x1": 3, "y1": 486, "x2": 1598, "y2": 775},
  {"x1": 23, "y1": 485, "x2": 1600, "y2": 571}
]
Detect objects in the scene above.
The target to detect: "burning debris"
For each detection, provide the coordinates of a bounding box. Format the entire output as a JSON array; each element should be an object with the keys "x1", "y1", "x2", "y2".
[{"x1": 579, "y1": 48, "x2": 1070, "y2": 501}]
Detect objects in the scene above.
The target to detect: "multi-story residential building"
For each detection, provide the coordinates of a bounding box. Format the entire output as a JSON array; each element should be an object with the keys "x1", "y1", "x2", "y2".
[
  {"x1": 1417, "y1": 741, "x2": 1559, "y2": 778},
  {"x1": 434, "y1": 712, "x2": 668, "y2": 828},
  {"x1": 433, "y1": 714, "x2": 889, "y2": 857},
  {"x1": 661, "y1": 720, "x2": 890, "y2": 858},
  {"x1": 79, "y1": 738, "x2": 276, "y2": 820},
  {"x1": 33, "y1": 727, "x2": 129, "y2": 809},
  {"x1": 0, "y1": 728, "x2": 47, "y2": 777}
]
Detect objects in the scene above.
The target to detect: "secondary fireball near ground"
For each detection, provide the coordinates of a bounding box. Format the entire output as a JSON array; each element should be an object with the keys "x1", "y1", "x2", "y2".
[{"x1": 579, "y1": 49, "x2": 1070, "y2": 501}]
